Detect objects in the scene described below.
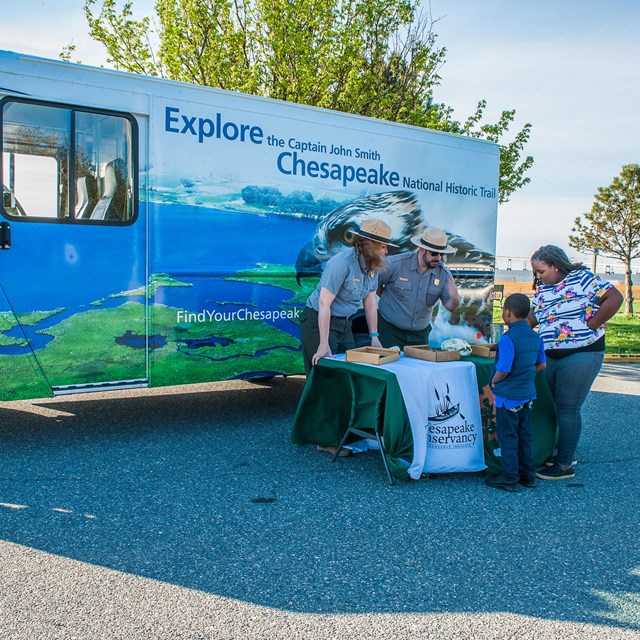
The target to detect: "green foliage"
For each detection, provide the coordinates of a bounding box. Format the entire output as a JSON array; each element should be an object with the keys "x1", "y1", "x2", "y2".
[
  {"x1": 77, "y1": 0, "x2": 533, "y2": 203},
  {"x1": 84, "y1": 0, "x2": 162, "y2": 76},
  {"x1": 241, "y1": 185, "x2": 342, "y2": 216},
  {"x1": 458, "y1": 103, "x2": 534, "y2": 206},
  {"x1": 570, "y1": 164, "x2": 640, "y2": 315},
  {"x1": 605, "y1": 313, "x2": 640, "y2": 354}
]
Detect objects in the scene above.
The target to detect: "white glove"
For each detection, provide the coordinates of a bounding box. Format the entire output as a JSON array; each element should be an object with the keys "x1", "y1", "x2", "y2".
[{"x1": 440, "y1": 338, "x2": 472, "y2": 356}]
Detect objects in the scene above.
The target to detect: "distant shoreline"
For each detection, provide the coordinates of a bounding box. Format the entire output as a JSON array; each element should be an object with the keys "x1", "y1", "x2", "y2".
[{"x1": 147, "y1": 197, "x2": 322, "y2": 221}]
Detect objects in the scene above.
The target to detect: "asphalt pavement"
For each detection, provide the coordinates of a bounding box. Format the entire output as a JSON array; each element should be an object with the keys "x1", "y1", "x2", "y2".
[{"x1": 1, "y1": 363, "x2": 639, "y2": 640}]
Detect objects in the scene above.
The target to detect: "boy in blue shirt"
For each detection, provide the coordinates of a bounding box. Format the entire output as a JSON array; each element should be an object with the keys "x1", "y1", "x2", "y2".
[{"x1": 486, "y1": 293, "x2": 546, "y2": 491}]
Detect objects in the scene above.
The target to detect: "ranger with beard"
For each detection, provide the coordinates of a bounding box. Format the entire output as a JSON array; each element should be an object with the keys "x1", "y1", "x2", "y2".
[
  {"x1": 377, "y1": 227, "x2": 461, "y2": 349},
  {"x1": 299, "y1": 218, "x2": 398, "y2": 376}
]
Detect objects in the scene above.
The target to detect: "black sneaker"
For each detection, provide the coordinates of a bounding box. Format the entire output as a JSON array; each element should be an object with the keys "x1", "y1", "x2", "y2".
[
  {"x1": 544, "y1": 456, "x2": 578, "y2": 467},
  {"x1": 485, "y1": 473, "x2": 519, "y2": 492},
  {"x1": 519, "y1": 476, "x2": 536, "y2": 488},
  {"x1": 536, "y1": 463, "x2": 575, "y2": 480}
]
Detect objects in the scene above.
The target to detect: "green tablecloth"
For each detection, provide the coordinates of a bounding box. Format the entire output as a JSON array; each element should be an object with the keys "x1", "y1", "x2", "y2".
[{"x1": 291, "y1": 355, "x2": 557, "y2": 479}]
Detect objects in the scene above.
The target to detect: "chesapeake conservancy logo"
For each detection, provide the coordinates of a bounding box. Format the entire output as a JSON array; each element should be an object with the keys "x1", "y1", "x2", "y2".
[{"x1": 426, "y1": 383, "x2": 478, "y2": 449}]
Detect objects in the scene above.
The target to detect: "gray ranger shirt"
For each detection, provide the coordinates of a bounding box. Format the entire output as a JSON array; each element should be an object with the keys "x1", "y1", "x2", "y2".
[
  {"x1": 306, "y1": 248, "x2": 378, "y2": 317},
  {"x1": 378, "y1": 251, "x2": 454, "y2": 331}
]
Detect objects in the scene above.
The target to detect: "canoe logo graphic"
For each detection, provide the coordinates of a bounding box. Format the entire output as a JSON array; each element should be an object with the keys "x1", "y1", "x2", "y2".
[
  {"x1": 428, "y1": 383, "x2": 460, "y2": 423},
  {"x1": 426, "y1": 383, "x2": 478, "y2": 449}
]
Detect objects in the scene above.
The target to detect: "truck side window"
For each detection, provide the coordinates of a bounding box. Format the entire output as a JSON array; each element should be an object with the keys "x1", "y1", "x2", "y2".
[{"x1": 1, "y1": 99, "x2": 137, "y2": 223}]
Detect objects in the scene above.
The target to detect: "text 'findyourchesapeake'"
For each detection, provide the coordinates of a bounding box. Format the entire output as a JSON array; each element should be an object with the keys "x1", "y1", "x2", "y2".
[{"x1": 176, "y1": 308, "x2": 301, "y2": 323}]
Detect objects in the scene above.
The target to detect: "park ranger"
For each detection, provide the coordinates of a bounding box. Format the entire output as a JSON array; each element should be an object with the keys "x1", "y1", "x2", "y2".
[{"x1": 377, "y1": 227, "x2": 461, "y2": 348}]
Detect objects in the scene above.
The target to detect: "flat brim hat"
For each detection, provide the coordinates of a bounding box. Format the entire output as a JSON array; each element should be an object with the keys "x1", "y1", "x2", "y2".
[
  {"x1": 351, "y1": 218, "x2": 398, "y2": 247},
  {"x1": 410, "y1": 227, "x2": 455, "y2": 254}
]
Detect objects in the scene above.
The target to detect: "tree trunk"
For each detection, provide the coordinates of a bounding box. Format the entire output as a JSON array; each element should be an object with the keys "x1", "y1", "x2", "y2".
[{"x1": 625, "y1": 261, "x2": 634, "y2": 315}]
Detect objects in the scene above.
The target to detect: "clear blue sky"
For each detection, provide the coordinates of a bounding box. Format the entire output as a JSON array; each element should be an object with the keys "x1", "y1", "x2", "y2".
[{"x1": 2, "y1": 0, "x2": 639, "y2": 269}]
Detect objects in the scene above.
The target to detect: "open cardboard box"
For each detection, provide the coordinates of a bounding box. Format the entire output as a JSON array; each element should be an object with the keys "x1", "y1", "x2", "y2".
[
  {"x1": 471, "y1": 343, "x2": 497, "y2": 358},
  {"x1": 403, "y1": 345, "x2": 461, "y2": 362},
  {"x1": 346, "y1": 346, "x2": 400, "y2": 365}
]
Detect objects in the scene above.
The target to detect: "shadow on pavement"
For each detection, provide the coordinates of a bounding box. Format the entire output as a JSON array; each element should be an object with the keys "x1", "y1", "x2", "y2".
[{"x1": 0, "y1": 374, "x2": 639, "y2": 631}]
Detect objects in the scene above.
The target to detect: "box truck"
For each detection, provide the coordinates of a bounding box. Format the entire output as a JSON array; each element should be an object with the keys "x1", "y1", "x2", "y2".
[{"x1": 0, "y1": 50, "x2": 499, "y2": 401}]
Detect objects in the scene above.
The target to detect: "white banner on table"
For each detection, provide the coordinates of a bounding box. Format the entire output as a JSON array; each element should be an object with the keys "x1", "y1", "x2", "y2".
[
  {"x1": 377, "y1": 356, "x2": 486, "y2": 478},
  {"x1": 330, "y1": 354, "x2": 486, "y2": 479}
]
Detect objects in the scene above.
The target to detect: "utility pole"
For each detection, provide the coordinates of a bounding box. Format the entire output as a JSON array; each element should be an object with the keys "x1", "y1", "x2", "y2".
[{"x1": 592, "y1": 248, "x2": 599, "y2": 274}]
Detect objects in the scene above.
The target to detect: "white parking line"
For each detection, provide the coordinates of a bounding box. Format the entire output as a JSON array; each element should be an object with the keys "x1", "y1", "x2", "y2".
[{"x1": 0, "y1": 502, "x2": 28, "y2": 510}]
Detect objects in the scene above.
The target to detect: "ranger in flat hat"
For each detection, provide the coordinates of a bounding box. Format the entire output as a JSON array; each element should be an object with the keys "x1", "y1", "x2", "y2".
[
  {"x1": 300, "y1": 218, "x2": 397, "y2": 456},
  {"x1": 377, "y1": 227, "x2": 461, "y2": 349},
  {"x1": 300, "y1": 218, "x2": 396, "y2": 373}
]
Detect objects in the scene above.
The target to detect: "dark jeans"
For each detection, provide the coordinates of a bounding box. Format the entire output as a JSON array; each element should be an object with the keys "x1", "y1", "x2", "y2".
[
  {"x1": 378, "y1": 313, "x2": 431, "y2": 349},
  {"x1": 545, "y1": 350, "x2": 604, "y2": 467},
  {"x1": 299, "y1": 307, "x2": 354, "y2": 375},
  {"x1": 495, "y1": 402, "x2": 535, "y2": 480}
]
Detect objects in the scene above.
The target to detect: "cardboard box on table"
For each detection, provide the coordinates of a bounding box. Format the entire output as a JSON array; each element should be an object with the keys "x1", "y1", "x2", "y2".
[
  {"x1": 403, "y1": 345, "x2": 461, "y2": 362},
  {"x1": 470, "y1": 344, "x2": 497, "y2": 358},
  {"x1": 346, "y1": 347, "x2": 400, "y2": 365}
]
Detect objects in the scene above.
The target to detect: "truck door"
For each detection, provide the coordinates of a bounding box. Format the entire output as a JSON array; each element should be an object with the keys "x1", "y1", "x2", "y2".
[{"x1": 0, "y1": 98, "x2": 146, "y2": 399}]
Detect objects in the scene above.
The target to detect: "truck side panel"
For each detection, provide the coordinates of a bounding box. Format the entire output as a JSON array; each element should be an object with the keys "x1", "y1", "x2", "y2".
[{"x1": 0, "y1": 51, "x2": 500, "y2": 400}]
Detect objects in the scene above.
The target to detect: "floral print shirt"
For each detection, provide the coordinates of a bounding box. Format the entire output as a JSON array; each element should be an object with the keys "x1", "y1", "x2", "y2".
[{"x1": 532, "y1": 270, "x2": 613, "y2": 350}]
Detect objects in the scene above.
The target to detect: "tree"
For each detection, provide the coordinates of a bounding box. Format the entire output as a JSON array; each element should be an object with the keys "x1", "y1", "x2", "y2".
[
  {"x1": 570, "y1": 164, "x2": 640, "y2": 315},
  {"x1": 70, "y1": 0, "x2": 533, "y2": 203}
]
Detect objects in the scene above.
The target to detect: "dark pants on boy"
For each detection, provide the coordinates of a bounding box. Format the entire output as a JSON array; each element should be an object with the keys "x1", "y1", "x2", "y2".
[{"x1": 495, "y1": 401, "x2": 535, "y2": 480}]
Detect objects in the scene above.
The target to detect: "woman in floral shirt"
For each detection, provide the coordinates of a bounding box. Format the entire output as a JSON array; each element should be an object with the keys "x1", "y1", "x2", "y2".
[{"x1": 528, "y1": 245, "x2": 622, "y2": 480}]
